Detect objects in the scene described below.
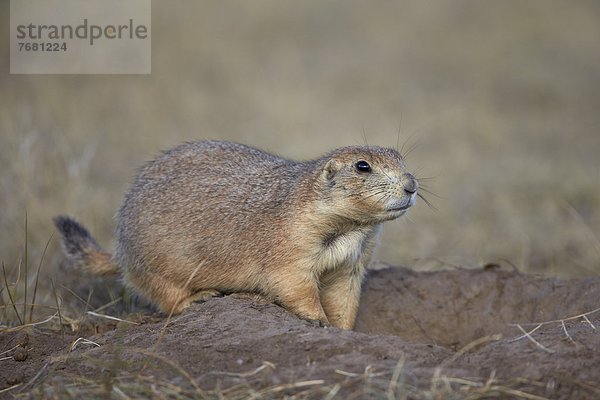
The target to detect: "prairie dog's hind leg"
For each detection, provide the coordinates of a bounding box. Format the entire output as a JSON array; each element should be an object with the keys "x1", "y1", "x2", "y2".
[
  {"x1": 125, "y1": 273, "x2": 202, "y2": 315},
  {"x1": 190, "y1": 289, "x2": 223, "y2": 303},
  {"x1": 160, "y1": 288, "x2": 224, "y2": 313}
]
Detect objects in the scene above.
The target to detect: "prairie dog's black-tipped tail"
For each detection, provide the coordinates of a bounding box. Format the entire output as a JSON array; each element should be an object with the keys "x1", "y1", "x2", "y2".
[{"x1": 53, "y1": 215, "x2": 119, "y2": 276}]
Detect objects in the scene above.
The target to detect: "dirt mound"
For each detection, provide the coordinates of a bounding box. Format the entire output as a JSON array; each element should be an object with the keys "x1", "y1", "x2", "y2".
[
  {"x1": 1, "y1": 266, "x2": 599, "y2": 399},
  {"x1": 356, "y1": 265, "x2": 600, "y2": 348}
]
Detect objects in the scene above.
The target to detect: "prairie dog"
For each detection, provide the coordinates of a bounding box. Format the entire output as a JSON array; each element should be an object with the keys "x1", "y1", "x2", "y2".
[{"x1": 54, "y1": 140, "x2": 418, "y2": 329}]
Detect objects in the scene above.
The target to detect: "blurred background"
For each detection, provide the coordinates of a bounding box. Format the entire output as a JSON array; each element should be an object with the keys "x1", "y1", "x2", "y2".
[{"x1": 1, "y1": 1, "x2": 599, "y2": 307}]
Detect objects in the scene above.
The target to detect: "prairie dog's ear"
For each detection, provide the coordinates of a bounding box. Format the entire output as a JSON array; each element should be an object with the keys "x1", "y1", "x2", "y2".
[{"x1": 323, "y1": 159, "x2": 342, "y2": 180}]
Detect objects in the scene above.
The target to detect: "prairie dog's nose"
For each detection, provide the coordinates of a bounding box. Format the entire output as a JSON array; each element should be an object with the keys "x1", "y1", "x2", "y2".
[{"x1": 401, "y1": 173, "x2": 418, "y2": 194}]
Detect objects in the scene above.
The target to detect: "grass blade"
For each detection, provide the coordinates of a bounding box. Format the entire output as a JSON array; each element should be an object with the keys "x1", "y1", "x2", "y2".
[
  {"x1": 2, "y1": 262, "x2": 23, "y2": 325},
  {"x1": 23, "y1": 213, "x2": 28, "y2": 326},
  {"x1": 51, "y1": 279, "x2": 65, "y2": 340},
  {"x1": 30, "y1": 233, "x2": 54, "y2": 323}
]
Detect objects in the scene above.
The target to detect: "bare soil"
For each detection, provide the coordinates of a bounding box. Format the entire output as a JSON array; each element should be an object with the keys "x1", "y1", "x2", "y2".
[{"x1": 1, "y1": 266, "x2": 599, "y2": 399}]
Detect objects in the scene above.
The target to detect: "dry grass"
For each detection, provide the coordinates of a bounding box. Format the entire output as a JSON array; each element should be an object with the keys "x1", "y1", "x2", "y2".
[
  {"x1": 1, "y1": 2, "x2": 600, "y2": 398},
  {"x1": 507, "y1": 306, "x2": 600, "y2": 352},
  {"x1": 13, "y1": 352, "x2": 552, "y2": 400}
]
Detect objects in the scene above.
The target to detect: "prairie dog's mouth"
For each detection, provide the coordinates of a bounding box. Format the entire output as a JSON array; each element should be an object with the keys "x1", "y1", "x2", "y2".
[
  {"x1": 386, "y1": 204, "x2": 411, "y2": 212},
  {"x1": 386, "y1": 194, "x2": 417, "y2": 213}
]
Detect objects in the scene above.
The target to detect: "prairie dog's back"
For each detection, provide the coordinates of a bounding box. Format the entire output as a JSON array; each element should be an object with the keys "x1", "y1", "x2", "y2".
[{"x1": 123, "y1": 140, "x2": 300, "y2": 212}]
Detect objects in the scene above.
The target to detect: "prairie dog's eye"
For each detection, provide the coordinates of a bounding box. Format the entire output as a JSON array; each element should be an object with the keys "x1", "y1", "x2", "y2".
[{"x1": 355, "y1": 160, "x2": 371, "y2": 173}]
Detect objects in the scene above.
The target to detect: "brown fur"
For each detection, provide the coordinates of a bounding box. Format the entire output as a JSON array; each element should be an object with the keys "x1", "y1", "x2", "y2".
[{"x1": 54, "y1": 140, "x2": 418, "y2": 329}]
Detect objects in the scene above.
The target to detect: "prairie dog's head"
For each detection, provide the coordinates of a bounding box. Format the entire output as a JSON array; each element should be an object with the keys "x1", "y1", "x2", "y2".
[{"x1": 317, "y1": 146, "x2": 418, "y2": 223}]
